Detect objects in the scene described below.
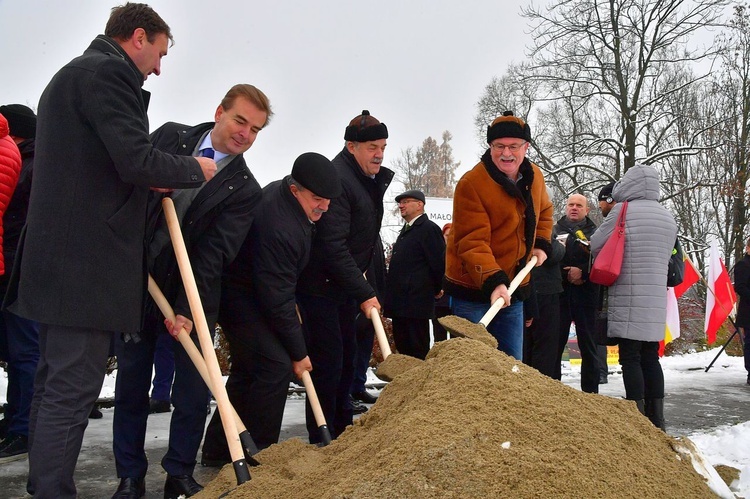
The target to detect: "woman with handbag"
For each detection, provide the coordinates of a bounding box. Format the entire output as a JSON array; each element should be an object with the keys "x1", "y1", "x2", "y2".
[{"x1": 590, "y1": 164, "x2": 677, "y2": 431}]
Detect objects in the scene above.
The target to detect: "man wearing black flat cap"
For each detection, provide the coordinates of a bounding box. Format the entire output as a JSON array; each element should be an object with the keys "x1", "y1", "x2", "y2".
[
  {"x1": 297, "y1": 110, "x2": 394, "y2": 443},
  {"x1": 384, "y1": 190, "x2": 445, "y2": 359},
  {"x1": 202, "y1": 152, "x2": 341, "y2": 460}
]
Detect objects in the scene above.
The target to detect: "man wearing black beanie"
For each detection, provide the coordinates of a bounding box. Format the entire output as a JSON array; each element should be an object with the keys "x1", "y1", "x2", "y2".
[
  {"x1": 444, "y1": 111, "x2": 552, "y2": 360},
  {"x1": 297, "y1": 110, "x2": 394, "y2": 444},
  {"x1": 202, "y1": 153, "x2": 341, "y2": 460}
]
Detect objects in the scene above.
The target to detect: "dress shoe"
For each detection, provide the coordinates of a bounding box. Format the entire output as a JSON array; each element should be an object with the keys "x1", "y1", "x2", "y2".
[
  {"x1": 149, "y1": 398, "x2": 171, "y2": 414},
  {"x1": 0, "y1": 433, "x2": 28, "y2": 464},
  {"x1": 352, "y1": 390, "x2": 378, "y2": 404},
  {"x1": 599, "y1": 375, "x2": 608, "y2": 384},
  {"x1": 89, "y1": 406, "x2": 103, "y2": 419},
  {"x1": 349, "y1": 396, "x2": 368, "y2": 415},
  {"x1": 112, "y1": 477, "x2": 145, "y2": 499},
  {"x1": 164, "y1": 474, "x2": 203, "y2": 498}
]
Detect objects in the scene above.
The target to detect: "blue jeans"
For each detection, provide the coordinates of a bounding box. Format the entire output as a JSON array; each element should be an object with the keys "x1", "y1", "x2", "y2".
[{"x1": 452, "y1": 297, "x2": 524, "y2": 360}]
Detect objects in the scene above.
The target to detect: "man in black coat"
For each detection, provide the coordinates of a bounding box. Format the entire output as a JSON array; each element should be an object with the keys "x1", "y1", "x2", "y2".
[
  {"x1": 111, "y1": 84, "x2": 269, "y2": 499},
  {"x1": 202, "y1": 153, "x2": 341, "y2": 463},
  {"x1": 384, "y1": 190, "x2": 445, "y2": 360},
  {"x1": 523, "y1": 235, "x2": 565, "y2": 378},
  {"x1": 733, "y1": 238, "x2": 750, "y2": 386},
  {"x1": 296, "y1": 110, "x2": 394, "y2": 443},
  {"x1": 553, "y1": 194, "x2": 601, "y2": 393},
  {"x1": 4, "y1": 5, "x2": 216, "y2": 497}
]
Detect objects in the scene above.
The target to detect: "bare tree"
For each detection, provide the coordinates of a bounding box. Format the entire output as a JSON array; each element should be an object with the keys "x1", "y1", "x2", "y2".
[
  {"x1": 520, "y1": 0, "x2": 726, "y2": 173},
  {"x1": 392, "y1": 131, "x2": 460, "y2": 197}
]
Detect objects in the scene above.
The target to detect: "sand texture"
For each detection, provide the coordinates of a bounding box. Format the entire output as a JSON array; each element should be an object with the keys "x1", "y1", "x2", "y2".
[{"x1": 198, "y1": 337, "x2": 715, "y2": 498}]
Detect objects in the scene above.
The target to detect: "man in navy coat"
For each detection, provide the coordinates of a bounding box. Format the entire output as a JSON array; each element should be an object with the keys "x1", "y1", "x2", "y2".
[{"x1": 384, "y1": 190, "x2": 445, "y2": 359}]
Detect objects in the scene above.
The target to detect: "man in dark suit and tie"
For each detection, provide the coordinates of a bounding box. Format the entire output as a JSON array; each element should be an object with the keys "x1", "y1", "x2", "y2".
[
  {"x1": 111, "y1": 84, "x2": 271, "y2": 499},
  {"x1": 384, "y1": 190, "x2": 446, "y2": 359}
]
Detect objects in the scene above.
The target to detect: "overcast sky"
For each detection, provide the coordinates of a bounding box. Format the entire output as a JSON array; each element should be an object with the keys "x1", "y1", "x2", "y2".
[{"x1": 0, "y1": 0, "x2": 534, "y2": 192}]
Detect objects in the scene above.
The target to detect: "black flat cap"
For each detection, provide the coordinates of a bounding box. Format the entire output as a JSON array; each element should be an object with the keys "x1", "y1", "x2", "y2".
[{"x1": 395, "y1": 189, "x2": 426, "y2": 204}]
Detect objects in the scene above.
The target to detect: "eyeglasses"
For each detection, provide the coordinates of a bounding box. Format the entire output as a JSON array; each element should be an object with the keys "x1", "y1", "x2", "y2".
[
  {"x1": 490, "y1": 142, "x2": 527, "y2": 152},
  {"x1": 397, "y1": 199, "x2": 419, "y2": 206}
]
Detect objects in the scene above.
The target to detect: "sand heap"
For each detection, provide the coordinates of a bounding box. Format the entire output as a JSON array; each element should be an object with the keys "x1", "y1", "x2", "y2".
[{"x1": 198, "y1": 338, "x2": 715, "y2": 498}]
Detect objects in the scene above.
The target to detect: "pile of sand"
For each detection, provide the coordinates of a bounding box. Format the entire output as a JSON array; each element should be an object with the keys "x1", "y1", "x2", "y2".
[{"x1": 198, "y1": 338, "x2": 715, "y2": 498}]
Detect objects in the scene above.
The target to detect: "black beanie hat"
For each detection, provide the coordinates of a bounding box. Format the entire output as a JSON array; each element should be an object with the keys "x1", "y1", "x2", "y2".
[
  {"x1": 486, "y1": 111, "x2": 531, "y2": 144},
  {"x1": 291, "y1": 152, "x2": 342, "y2": 199},
  {"x1": 344, "y1": 110, "x2": 388, "y2": 142},
  {"x1": 598, "y1": 182, "x2": 615, "y2": 202},
  {"x1": 0, "y1": 104, "x2": 36, "y2": 140}
]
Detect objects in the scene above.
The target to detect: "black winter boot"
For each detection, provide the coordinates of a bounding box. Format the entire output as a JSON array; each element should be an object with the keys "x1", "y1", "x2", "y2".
[
  {"x1": 634, "y1": 399, "x2": 645, "y2": 415},
  {"x1": 645, "y1": 398, "x2": 665, "y2": 431}
]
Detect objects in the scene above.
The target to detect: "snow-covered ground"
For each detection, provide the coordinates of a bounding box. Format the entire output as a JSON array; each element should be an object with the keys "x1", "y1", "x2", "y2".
[{"x1": 2, "y1": 347, "x2": 749, "y2": 497}]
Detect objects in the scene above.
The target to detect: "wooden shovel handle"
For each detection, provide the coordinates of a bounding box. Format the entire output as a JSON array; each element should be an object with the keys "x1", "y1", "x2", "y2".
[
  {"x1": 479, "y1": 255, "x2": 538, "y2": 327},
  {"x1": 301, "y1": 371, "x2": 332, "y2": 445},
  {"x1": 162, "y1": 198, "x2": 250, "y2": 484},
  {"x1": 370, "y1": 308, "x2": 391, "y2": 359},
  {"x1": 147, "y1": 275, "x2": 260, "y2": 461}
]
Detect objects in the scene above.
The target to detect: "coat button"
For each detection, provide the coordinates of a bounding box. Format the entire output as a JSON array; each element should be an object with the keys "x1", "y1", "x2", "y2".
[
  {"x1": 182, "y1": 144, "x2": 187, "y2": 148},
  {"x1": 229, "y1": 186, "x2": 233, "y2": 190}
]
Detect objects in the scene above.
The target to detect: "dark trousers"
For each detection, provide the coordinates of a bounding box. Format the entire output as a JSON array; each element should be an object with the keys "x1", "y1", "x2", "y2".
[
  {"x1": 1, "y1": 310, "x2": 40, "y2": 437},
  {"x1": 391, "y1": 317, "x2": 431, "y2": 360},
  {"x1": 351, "y1": 313, "x2": 374, "y2": 394},
  {"x1": 743, "y1": 328, "x2": 750, "y2": 374},
  {"x1": 558, "y1": 292, "x2": 600, "y2": 393},
  {"x1": 203, "y1": 311, "x2": 292, "y2": 455},
  {"x1": 618, "y1": 339, "x2": 664, "y2": 401},
  {"x1": 523, "y1": 293, "x2": 560, "y2": 379},
  {"x1": 113, "y1": 314, "x2": 210, "y2": 477},
  {"x1": 296, "y1": 293, "x2": 358, "y2": 444},
  {"x1": 28, "y1": 324, "x2": 111, "y2": 499},
  {"x1": 151, "y1": 331, "x2": 175, "y2": 402}
]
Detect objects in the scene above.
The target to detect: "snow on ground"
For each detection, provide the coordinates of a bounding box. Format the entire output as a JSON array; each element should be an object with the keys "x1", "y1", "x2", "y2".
[{"x1": 1, "y1": 347, "x2": 748, "y2": 497}]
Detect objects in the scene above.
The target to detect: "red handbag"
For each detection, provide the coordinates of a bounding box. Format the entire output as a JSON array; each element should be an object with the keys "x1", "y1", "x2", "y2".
[{"x1": 589, "y1": 201, "x2": 628, "y2": 286}]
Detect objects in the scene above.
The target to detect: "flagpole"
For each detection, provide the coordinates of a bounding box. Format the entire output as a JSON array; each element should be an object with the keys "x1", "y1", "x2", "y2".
[
  {"x1": 679, "y1": 254, "x2": 740, "y2": 371},
  {"x1": 698, "y1": 257, "x2": 741, "y2": 371},
  {"x1": 705, "y1": 316, "x2": 741, "y2": 372}
]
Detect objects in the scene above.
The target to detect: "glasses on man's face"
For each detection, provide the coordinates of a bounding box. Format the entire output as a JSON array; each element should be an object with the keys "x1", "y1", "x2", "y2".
[
  {"x1": 490, "y1": 142, "x2": 527, "y2": 153},
  {"x1": 398, "y1": 199, "x2": 418, "y2": 206}
]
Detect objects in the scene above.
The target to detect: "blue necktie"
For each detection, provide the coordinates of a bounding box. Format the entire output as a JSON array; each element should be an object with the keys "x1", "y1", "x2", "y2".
[{"x1": 200, "y1": 147, "x2": 215, "y2": 159}]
